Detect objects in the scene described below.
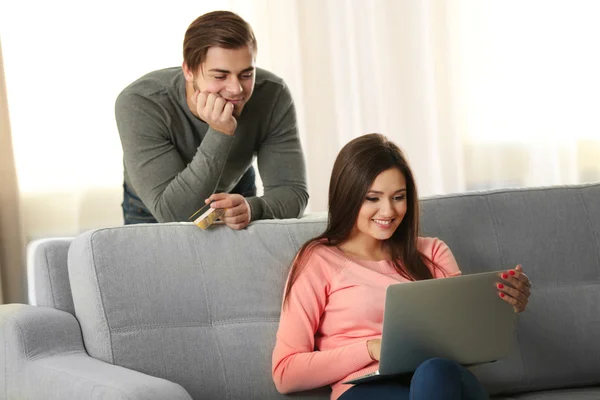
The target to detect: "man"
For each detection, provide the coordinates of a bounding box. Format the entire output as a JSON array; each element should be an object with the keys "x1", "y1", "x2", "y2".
[{"x1": 115, "y1": 11, "x2": 308, "y2": 229}]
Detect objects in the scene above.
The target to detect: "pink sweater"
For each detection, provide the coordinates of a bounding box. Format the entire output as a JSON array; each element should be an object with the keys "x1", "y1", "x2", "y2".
[{"x1": 272, "y1": 237, "x2": 462, "y2": 400}]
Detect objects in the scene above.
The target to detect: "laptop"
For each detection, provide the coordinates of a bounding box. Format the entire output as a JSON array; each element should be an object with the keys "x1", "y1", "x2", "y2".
[{"x1": 345, "y1": 271, "x2": 516, "y2": 384}]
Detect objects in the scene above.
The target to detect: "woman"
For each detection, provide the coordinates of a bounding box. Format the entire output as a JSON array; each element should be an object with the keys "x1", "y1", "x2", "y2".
[{"x1": 272, "y1": 134, "x2": 531, "y2": 400}]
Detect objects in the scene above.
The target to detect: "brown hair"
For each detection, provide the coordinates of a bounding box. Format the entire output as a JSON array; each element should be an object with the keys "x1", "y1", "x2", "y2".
[
  {"x1": 283, "y1": 133, "x2": 438, "y2": 305},
  {"x1": 183, "y1": 11, "x2": 257, "y2": 73}
]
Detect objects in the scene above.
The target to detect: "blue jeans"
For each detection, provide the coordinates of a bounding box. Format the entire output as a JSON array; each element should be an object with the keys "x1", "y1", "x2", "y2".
[
  {"x1": 122, "y1": 166, "x2": 257, "y2": 225},
  {"x1": 339, "y1": 358, "x2": 489, "y2": 400}
]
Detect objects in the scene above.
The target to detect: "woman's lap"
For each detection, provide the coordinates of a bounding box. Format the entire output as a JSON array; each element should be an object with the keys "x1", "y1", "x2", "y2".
[{"x1": 338, "y1": 358, "x2": 489, "y2": 400}]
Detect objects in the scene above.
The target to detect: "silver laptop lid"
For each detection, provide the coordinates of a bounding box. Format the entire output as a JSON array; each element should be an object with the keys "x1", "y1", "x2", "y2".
[{"x1": 379, "y1": 271, "x2": 516, "y2": 375}]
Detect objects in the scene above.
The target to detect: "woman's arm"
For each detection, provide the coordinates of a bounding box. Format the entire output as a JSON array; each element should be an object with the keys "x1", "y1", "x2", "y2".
[
  {"x1": 272, "y1": 252, "x2": 373, "y2": 394},
  {"x1": 426, "y1": 237, "x2": 462, "y2": 278}
]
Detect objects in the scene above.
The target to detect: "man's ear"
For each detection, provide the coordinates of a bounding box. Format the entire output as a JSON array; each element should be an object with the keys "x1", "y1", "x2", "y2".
[{"x1": 182, "y1": 62, "x2": 194, "y2": 82}]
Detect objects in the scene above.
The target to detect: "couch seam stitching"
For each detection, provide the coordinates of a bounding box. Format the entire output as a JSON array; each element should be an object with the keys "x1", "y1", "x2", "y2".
[
  {"x1": 285, "y1": 223, "x2": 300, "y2": 251},
  {"x1": 86, "y1": 219, "x2": 327, "y2": 234},
  {"x1": 28, "y1": 349, "x2": 85, "y2": 362},
  {"x1": 213, "y1": 329, "x2": 231, "y2": 400},
  {"x1": 194, "y1": 244, "x2": 229, "y2": 399},
  {"x1": 578, "y1": 190, "x2": 600, "y2": 276},
  {"x1": 109, "y1": 318, "x2": 280, "y2": 332},
  {"x1": 484, "y1": 195, "x2": 505, "y2": 268},
  {"x1": 89, "y1": 231, "x2": 114, "y2": 364},
  {"x1": 12, "y1": 318, "x2": 29, "y2": 361},
  {"x1": 485, "y1": 195, "x2": 529, "y2": 386},
  {"x1": 44, "y1": 249, "x2": 58, "y2": 308}
]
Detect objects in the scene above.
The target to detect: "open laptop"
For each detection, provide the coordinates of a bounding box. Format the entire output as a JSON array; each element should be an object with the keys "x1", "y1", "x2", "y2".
[{"x1": 345, "y1": 271, "x2": 516, "y2": 384}]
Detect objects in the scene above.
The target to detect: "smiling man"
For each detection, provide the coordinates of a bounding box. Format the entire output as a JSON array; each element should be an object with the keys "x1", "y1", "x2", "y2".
[{"x1": 115, "y1": 11, "x2": 308, "y2": 229}]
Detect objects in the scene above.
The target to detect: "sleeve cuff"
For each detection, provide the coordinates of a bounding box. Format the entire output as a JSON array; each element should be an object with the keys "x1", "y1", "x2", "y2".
[
  {"x1": 243, "y1": 197, "x2": 252, "y2": 222},
  {"x1": 202, "y1": 127, "x2": 235, "y2": 153},
  {"x1": 246, "y1": 196, "x2": 263, "y2": 222}
]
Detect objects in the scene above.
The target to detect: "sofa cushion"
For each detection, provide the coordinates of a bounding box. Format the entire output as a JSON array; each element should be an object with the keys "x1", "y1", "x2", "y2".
[
  {"x1": 68, "y1": 217, "x2": 329, "y2": 399},
  {"x1": 494, "y1": 386, "x2": 600, "y2": 399}
]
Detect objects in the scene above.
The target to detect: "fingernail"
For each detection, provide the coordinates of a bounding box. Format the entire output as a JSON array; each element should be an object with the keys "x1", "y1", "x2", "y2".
[
  {"x1": 497, "y1": 284, "x2": 504, "y2": 289},
  {"x1": 500, "y1": 293, "x2": 505, "y2": 298},
  {"x1": 509, "y1": 270, "x2": 515, "y2": 276},
  {"x1": 501, "y1": 273, "x2": 508, "y2": 279}
]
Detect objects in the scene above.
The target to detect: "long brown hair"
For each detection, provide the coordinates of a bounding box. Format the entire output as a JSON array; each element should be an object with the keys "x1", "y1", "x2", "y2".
[
  {"x1": 283, "y1": 133, "x2": 438, "y2": 305},
  {"x1": 183, "y1": 11, "x2": 257, "y2": 72}
]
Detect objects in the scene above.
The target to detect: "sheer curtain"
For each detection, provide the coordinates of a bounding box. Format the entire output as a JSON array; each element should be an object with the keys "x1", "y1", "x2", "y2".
[
  {"x1": 289, "y1": 0, "x2": 467, "y2": 209},
  {"x1": 246, "y1": 0, "x2": 600, "y2": 209},
  {"x1": 0, "y1": 0, "x2": 598, "y2": 259},
  {"x1": 451, "y1": 1, "x2": 600, "y2": 191},
  {"x1": 0, "y1": 37, "x2": 26, "y2": 304}
]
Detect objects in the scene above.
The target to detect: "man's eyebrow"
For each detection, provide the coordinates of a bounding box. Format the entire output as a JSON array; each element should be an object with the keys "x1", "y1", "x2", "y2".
[{"x1": 208, "y1": 66, "x2": 255, "y2": 74}]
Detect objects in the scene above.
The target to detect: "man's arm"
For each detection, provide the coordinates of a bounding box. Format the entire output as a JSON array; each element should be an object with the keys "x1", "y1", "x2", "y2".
[
  {"x1": 115, "y1": 91, "x2": 233, "y2": 222},
  {"x1": 246, "y1": 84, "x2": 309, "y2": 221}
]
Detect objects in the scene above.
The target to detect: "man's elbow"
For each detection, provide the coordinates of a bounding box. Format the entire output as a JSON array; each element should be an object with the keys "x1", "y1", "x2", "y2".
[
  {"x1": 151, "y1": 198, "x2": 189, "y2": 223},
  {"x1": 151, "y1": 205, "x2": 177, "y2": 223},
  {"x1": 291, "y1": 186, "x2": 309, "y2": 218}
]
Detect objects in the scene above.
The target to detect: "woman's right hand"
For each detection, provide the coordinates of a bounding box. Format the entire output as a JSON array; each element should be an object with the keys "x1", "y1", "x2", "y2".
[{"x1": 367, "y1": 339, "x2": 381, "y2": 361}]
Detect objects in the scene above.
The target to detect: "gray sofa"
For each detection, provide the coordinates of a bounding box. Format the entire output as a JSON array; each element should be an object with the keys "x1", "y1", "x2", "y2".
[{"x1": 2, "y1": 183, "x2": 600, "y2": 399}]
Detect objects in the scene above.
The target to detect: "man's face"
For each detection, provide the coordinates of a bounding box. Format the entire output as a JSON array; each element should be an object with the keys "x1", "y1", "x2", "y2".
[{"x1": 189, "y1": 46, "x2": 256, "y2": 117}]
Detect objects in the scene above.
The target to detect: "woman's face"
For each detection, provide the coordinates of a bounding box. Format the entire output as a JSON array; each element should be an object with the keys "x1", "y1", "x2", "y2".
[{"x1": 353, "y1": 168, "x2": 408, "y2": 242}]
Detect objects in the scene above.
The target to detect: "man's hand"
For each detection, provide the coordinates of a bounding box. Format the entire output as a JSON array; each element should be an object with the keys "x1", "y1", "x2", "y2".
[
  {"x1": 194, "y1": 91, "x2": 237, "y2": 136},
  {"x1": 205, "y1": 193, "x2": 250, "y2": 230}
]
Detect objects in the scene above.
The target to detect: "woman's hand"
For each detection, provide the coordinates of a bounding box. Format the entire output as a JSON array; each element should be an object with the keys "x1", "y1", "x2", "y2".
[
  {"x1": 497, "y1": 265, "x2": 531, "y2": 313},
  {"x1": 366, "y1": 339, "x2": 381, "y2": 361}
]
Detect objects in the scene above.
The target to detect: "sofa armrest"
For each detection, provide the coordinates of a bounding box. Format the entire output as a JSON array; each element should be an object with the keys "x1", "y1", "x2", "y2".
[{"x1": 0, "y1": 304, "x2": 192, "y2": 400}]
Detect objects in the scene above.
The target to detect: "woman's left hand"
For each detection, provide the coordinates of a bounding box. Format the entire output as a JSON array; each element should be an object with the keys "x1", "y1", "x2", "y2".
[{"x1": 497, "y1": 265, "x2": 531, "y2": 313}]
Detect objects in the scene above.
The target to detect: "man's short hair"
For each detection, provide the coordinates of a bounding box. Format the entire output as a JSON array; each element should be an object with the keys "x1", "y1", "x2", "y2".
[{"x1": 183, "y1": 11, "x2": 257, "y2": 73}]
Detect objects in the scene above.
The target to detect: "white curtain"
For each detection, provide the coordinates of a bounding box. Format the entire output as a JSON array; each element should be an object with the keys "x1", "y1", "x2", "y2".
[
  {"x1": 0, "y1": 37, "x2": 26, "y2": 304},
  {"x1": 1, "y1": 0, "x2": 599, "y2": 244}
]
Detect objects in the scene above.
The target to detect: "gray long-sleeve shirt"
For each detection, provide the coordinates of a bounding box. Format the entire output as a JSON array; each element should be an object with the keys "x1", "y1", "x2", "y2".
[{"x1": 115, "y1": 67, "x2": 308, "y2": 223}]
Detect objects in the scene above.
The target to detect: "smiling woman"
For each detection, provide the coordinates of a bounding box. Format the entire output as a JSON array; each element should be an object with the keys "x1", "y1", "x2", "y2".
[{"x1": 271, "y1": 133, "x2": 530, "y2": 400}]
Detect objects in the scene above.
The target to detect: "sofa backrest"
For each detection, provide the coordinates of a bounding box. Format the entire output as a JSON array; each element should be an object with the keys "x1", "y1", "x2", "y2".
[
  {"x1": 68, "y1": 184, "x2": 600, "y2": 399},
  {"x1": 68, "y1": 216, "x2": 330, "y2": 400},
  {"x1": 27, "y1": 238, "x2": 75, "y2": 314},
  {"x1": 419, "y1": 183, "x2": 600, "y2": 394}
]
